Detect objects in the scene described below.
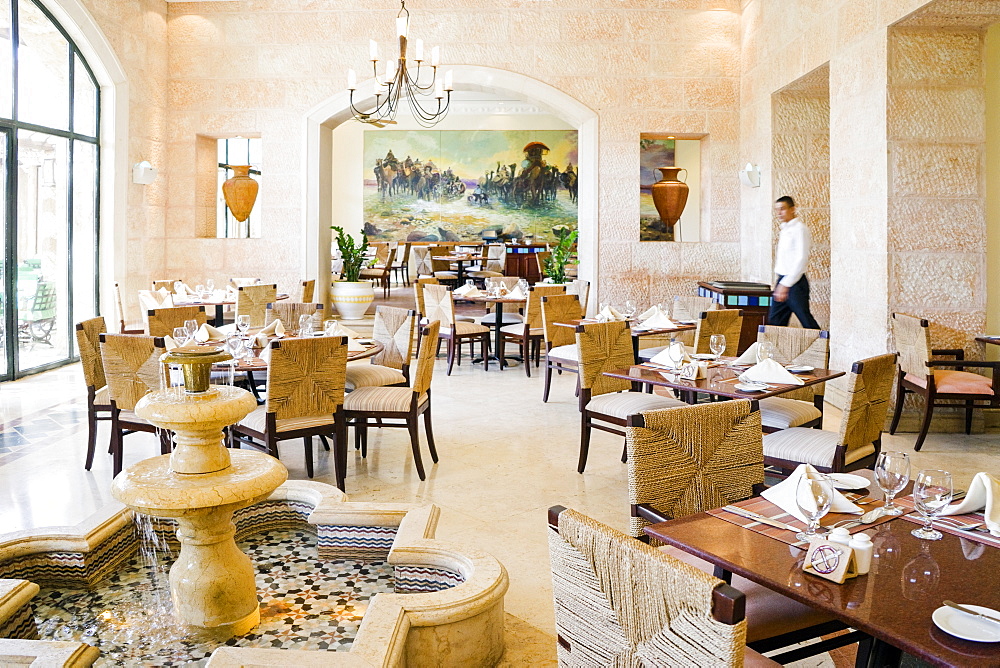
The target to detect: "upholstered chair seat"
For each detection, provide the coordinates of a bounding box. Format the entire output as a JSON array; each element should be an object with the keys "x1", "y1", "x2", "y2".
[
  {"x1": 903, "y1": 370, "x2": 993, "y2": 395},
  {"x1": 345, "y1": 363, "x2": 407, "y2": 391},
  {"x1": 758, "y1": 396, "x2": 822, "y2": 430}
]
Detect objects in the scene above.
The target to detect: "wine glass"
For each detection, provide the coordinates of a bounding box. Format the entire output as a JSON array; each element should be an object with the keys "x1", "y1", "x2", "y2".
[
  {"x1": 184, "y1": 319, "x2": 199, "y2": 341},
  {"x1": 465, "y1": 278, "x2": 475, "y2": 291},
  {"x1": 709, "y1": 334, "x2": 726, "y2": 360},
  {"x1": 756, "y1": 341, "x2": 775, "y2": 363},
  {"x1": 623, "y1": 299, "x2": 637, "y2": 321},
  {"x1": 518, "y1": 278, "x2": 529, "y2": 295},
  {"x1": 795, "y1": 475, "x2": 834, "y2": 542},
  {"x1": 195, "y1": 284, "x2": 205, "y2": 297},
  {"x1": 172, "y1": 326, "x2": 189, "y2": 347},
  {"x1": 324, "y1": 319, "x2": 337, "y2": 336},
  {"x1": 173, "y1": 281, "x2": 184, "y2": 295},
  {"x1": 236, "y1": 314, "x2": 251, "y2": 337},
  {"x1": 205, "y1": 278, "x2": 215, "y2": 292},
  {"x1": 911, "y1": 469, "x2": 953, "y2": 541},
  {"x1": 874, "y1": 451, "x2": 910, "y2": 516},
  {"x1": 667, "y1": 340, "x2": 686, "y2": 369},
  {"x1": 299, "y1": 314, "x2": 313, "y2": 337}
]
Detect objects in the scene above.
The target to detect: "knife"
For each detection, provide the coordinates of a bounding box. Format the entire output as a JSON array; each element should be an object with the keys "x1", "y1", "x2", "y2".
[
  {"x1": 721, "y1": 506, "x2": 798, "y2": 532},
  {"x1": 943, "y1": 601, "x2": 1000, "y2": 626}
]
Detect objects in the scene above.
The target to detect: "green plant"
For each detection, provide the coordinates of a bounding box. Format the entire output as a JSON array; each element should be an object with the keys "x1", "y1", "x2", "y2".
[
  {"x1": 332, "y1": 226, "x2": 371, "y2": 282},
  {"x1": 543, "y1": 229, "x2": 578, "y2": 283}
]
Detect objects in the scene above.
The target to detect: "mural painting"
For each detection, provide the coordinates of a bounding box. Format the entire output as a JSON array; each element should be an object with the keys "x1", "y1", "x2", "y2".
[{"x1": 363, "y1": 130, "x2": 578, "y2": 243}]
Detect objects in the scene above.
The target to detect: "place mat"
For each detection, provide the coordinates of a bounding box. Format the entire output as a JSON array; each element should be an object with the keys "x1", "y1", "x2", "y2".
[
  {"x1": 894, "y1": 497, "x2": 1000, "y2": 549},
  {"x1": 706, "y1": 496, "x2": 900, "y2": 550}
]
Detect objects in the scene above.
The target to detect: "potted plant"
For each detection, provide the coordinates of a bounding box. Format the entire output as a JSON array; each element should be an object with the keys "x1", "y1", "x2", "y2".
[
  {"x1": 542, "y1": 229, "x2": 578, "y2": 284},
  {"x1": 330, "y1": 226, "x2": 374, "y2": 320}
]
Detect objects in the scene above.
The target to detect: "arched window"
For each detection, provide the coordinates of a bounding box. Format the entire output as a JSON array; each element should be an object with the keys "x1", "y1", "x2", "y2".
[{"x1": 1, "y1": 0, "x2": 99, "y2": 379}]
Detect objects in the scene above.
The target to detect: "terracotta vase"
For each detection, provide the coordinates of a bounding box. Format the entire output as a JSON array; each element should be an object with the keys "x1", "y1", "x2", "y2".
[
  {"x1": 649, "y1": 166, "x2": 689, "y2": 229},
  {"x1": 222, "y1": 165, "x2": 259, "y2": 223}
]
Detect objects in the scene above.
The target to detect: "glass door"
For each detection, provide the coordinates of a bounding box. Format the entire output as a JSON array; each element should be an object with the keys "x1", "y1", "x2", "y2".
[{"x1": 0, "y1": 129, "x2": 9, "y2": 379}]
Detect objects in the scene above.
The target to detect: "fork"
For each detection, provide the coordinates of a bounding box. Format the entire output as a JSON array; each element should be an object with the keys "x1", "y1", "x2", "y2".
[{"x1": 937, "y1": 518, "x2": 988, "y2": 533}]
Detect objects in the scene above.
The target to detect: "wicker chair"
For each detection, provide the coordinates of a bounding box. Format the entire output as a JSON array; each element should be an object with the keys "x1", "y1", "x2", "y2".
[
  {"x1": 429, "y1": 249, "x2": 458, "y2": 285},
  {"x1": 76, "y1": 317, "x2": 111, "y2": 470},
  {"x1": 672, "y1": 295, "x2": 719, "y2": 321},
  {"x1": 233, "y1": 336, "x2": 349, "y2": 485},
  {"x1": 265, "y1": 302, "x2": 324, "y2": 332},
  {"x1": 541, "y1": 294, "x2": 583, "y2": 402},
  {"x1": 413, "y1": 276, "x2": 439, "y2": 319},
  {"x1": 534, "y1": 250, "x2": 551, "y2": 278},
  {"x1": 566, "y1": 279, "x2": 591, "y2": 313},
  {"x1": 639, "y1": 308, "x2": 742, "y2": 362},
  {"x1": 576, "y1": 320, "x2": 685, "y2": 473},
  {"x1": 423, "y1": 283, "x2": 490, "y2": 375},
  {"x1": 467, "y1": 243, "x2": 505, "y2": 279},
  {"x1": 501, "y1": 285, "x2": 565, "y2": 377},
  {"x1": 230, "y1": 277, "x2": 260, "y2": 288},
  {"x1": 755, "y1": 325, "x2": 830, "y2": 432},
  {"x1": 345, "y1": 321, "x2": 442, "y2": 481},
  {"x1": 889, "y1": 313, "x2": 1000, "y2": 451},
  {"x1": 235, "y1": 284, "x2": 277, "y2": 328},
  {"x1": 360, "y1": 246, "x2": 396, "y2": 299},
  {"x1": 151, "y1": 279, "x2": 180, "y2": 292},
  {"x1": 765, "y1": 353, "x2": 898, "y2": 473},
  {"x1": 113, "y1": 281, "x2": 143, "y2": 334},
  {"x1": 547, "y1": 507, "x2": 776, "y2": 667},
  {"x1": 345, "y1": 306, "x2": 416, "y2": 391},
  {"x1": 299, "y1": 279, "x2": 316, "y2": 303},
  {"x1": 480, "y1": 276, "x2": 524, "y2": 327},
  {"x1": 389, "y1": 242, "x2": 412, "y2": 286},
  {"x1": 412, "y1": 246, "x2": 433, "y2": 278},
  {"x1": 99, "y1": 333, "x2": 172, "y2": 476},
  {"x1": 144, "y1": 305, "x2": 207, "y2": 338}
]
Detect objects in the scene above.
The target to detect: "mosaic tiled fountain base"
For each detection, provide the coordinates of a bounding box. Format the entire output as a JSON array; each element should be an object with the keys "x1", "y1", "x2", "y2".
[{"x1": 33, "y1": 529, "x2": 394, "y2": 666}]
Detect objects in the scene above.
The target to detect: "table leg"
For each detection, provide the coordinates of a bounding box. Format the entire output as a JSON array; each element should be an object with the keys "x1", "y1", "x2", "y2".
[
  {"x1": 211, "y1": 304, "x2": 225, "y2": 327},
  {"x1": 456, "y1": 261, "x2": 465, "y2": 285},
  {"x1": 494, "y1": 301, "x2": 505, "y2": 369},
  {"x1": 631, "y1": 335, "x2": 639, "y2": 364},
  {"x1": 855, "y1": 637, "x2": 902, "y2": 668}
]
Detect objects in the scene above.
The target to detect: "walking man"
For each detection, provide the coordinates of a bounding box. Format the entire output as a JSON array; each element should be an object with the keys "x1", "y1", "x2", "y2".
[{"x1": 768, "y1": 196, "x2": 820, "y2": 329}]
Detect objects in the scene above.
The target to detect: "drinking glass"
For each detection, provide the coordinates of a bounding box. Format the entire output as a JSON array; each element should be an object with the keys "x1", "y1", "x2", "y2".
[
  {"x1": 756, "y1": 341, "x2": 775, "y2": 363},
  {"x1": 236, "y1": 314, "x2": 251, "y2": 336},
  {"x1": 299, "y1": 314, "x2": 313, "y2": 336},
  {"x1": 172, "y1": 327, "x2": 189, "y2": 347},
  {"x1": 324, "y1": 319, "x2": 338, "y2": 336},
  {"x1": 874, "y1": 451, "x2": 910, "y2": 516},
  {"x1": 173, "y1": 281, "x2": 184, "y2": 294},
  {"x1": 911, "y1": 469, "x2": 953, "y2": 541},
  {"x1": 709, "y1": 334, "x2": 726, "y2": 360},
  {"x1": 623, "y1": 299, "x2": 637, "y2": 320},
  {"x1": 465, "y1": 279, "x2": 475, "y2": 290},
  {"x1": 667, "y1": 340, "x2": 686, "y2": 369},
  {"x1": 184, "y1": 319, "x2": 199, "y2": 340},
  {"x1": 195, "y1": 284, "x2": 205, "y2": 296},
  {"x1": 205, "y1": 278, "x2": 215, "y2": 292},
  {"x1": 518, "y1": 278, "x2": 529, "y2": 294},
  {"x1": 795, "y1": 475, "x2": 834, "y2": 542}
]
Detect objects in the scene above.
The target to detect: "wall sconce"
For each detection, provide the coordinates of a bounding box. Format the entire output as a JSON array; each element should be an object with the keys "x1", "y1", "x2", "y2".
[
  {"x1": 738, "y1": 162, "x2": 761, "y2": 188},
  {"x1": 132, "y1": 160, "x2": 158, "y2": 185}
]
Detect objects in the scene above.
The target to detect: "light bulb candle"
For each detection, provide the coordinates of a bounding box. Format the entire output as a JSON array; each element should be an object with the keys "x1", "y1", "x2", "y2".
[
  {"x1": 396, "y1": 15, "x2": 408, "y2": 38},
  {"x1": 444, "y1": 70, "x2": 453, "y2": 91},
  {"x1": 347, "y1": 69, "x2": 357, "y2": 91},
  {"x1": 369, "y1": 39, "x2": 378, "y2": 61},
  {"x1": 415, "y1": 38, "x2": 424, "y2": 61},
  {"x1": 431, "y1": 45, "x2": 440, "y2": 66},
  {"x1": 384, "y1": 60, "x2": 393, "y2": 85},
  {"x1": 434, "y1": 80, "x2": 444, "y2": 99}
]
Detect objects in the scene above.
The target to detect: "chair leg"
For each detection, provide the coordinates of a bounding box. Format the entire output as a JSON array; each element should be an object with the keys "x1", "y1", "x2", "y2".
[
  {"x1": 408, "y1": 417, "x2": 426, "y2": 480},
  {"x1": 304, "y1": 436, "x2": 314, "y2": 478},
  {"x1": 319, "y1": 434, "x2": 331, "y2": 451},
  {"x1": 482, "y1": 335, "x2": 489, "y2": 371},
  {"x1": 111, "y1": 423, "x2": 123, "y2": 477},
  {"x1": 447, "y1": 337, "x2": 456, "y2": 375},
  {"x1": 336, "y1": 420, "x2": 348, "y2": 492},
  {"x1": 578, "y1": 411, "x2": 591, "y2": 474},
  {"x1": 360, "y1": 418, "x2": 369, "y2": 458},
  {"x1": 913, "y1": 397, "x2": 934, "y2": 452},
  {"x1": 543, "y1": 359, "x2": 553, "y2": 402},
  {"x1": 966, "y1": 400, "x2": 974, "y2": 435},
  {"x1": 424, "y1": 406, "x2": 438, "y2": 463},
  {"x1": 85, "y1": 406, "x2": 98, "y2": 470},
  {"x1": 436, "y1": 337, "x2": 443, "y2": 358},
  {"x1": 523, "y1": 339, "x2": 531, "y2": 377},
  {"x1": 889, "y1": 373, "x2": 906, "y2": 434},
  {"x1": 159, "y1": 429, "x2": 172, "y2": 455},
  {"x1": 621, "y1": 439, "x2": 628, "y2": 463}
]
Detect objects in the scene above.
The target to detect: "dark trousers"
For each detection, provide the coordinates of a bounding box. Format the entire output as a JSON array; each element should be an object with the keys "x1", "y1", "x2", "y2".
[{"x1": 768, "y1": 275, "x2": 820, "y2": 329}]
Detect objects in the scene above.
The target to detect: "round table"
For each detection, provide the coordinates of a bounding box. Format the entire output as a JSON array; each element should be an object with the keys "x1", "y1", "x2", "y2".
[{"x1": 462, "y1": 295, "x2": 526, "y2": 369}]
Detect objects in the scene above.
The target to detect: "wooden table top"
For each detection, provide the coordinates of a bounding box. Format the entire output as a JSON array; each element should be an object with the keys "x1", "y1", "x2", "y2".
[
  {"x1": 432, "y1": 254, "x2": 485, "y2": 262},
  {"x1": 975, "y1": 336, "x2": 1000, "y2": 346},
  {"x1": 175, "y1": 292, "x2": 290, "y2": 307},
  {"x1": 461, "y1": 294, "x2": 526, "y2": 303},
  {"x1": 646, "y1": 475, "x2": 1000, "y2": 667},
  {"x1": 602, "y1": 361, "x2": 844, "y2": 400}
]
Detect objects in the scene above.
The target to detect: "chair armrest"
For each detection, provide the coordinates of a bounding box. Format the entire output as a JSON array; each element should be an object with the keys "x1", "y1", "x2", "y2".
[
  {"x1": 932, "y1": 348, "x2": 965, "y2": 359},
  {"x1": 634, "y1": 503, "x2": 670, "y2": 526}
]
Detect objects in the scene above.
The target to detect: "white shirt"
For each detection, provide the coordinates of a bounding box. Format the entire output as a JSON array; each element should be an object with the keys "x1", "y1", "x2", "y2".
[{"x1": 773, "y1": 217, "x2": 810, "y2": 288}]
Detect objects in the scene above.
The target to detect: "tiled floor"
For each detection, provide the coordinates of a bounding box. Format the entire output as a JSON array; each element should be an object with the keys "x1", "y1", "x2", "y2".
[{"x1": 2, "y1": 287, "x2": 999, "y2": 665}]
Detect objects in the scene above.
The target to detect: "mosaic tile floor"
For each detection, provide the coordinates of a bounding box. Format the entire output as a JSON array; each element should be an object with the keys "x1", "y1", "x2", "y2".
[{"x1": 32, "y1": 528, "x2": 395, "y2": 666}]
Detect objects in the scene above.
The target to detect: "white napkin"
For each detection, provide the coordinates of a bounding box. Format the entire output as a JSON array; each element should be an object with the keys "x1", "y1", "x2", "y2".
[
  {"x1": 637, "y1": 305, "x2": 659, "y2": 321},
  {"x1": 649, "y1": 344, "x2": 691, "y2": 369},
  {"x1": 326, "y1": 322, "x2": 362, "y2": 339},
  {"x1": 256, "y1": 319, "x2": 286, "y2": 346},
  {"x1": 157, "y1": 287, "x2": 171, "y2": 300},
  {"x1": 599, "y1": 305, "x2": 625, "y2": 321},
  {"x1": 940, "y1": 472, "x2": 1000, "y2": 536},
  {"x1": 138, "y1": 290, "x2": 173, "y2": 311},
  {"x1": 638, "y1": 310, "x2": 677, "y2": 330},
  {"x1": 163, "y1": 335, "x2": 178, "y2": 351},
  {"x1": 761, "y1": 464, "x2": 862, "y2": 525},
  {"x1": 454, "y1": 283, "x2": 481, "y2": 297},
  {"x1": 732, "y1": 342, "x2": 759, "y2": 365},
  {"x1": 174, "y1": 283, "x2": 190, "y2": 297},
  {"x1": 739, "y1": 358, "x2": 804, "y2": 385},
  {"x1": 507, "y1": 286, "x2": 527, "y2": 301},
  {"x1": 211, "y1": 289, "x2": 227, "y2": 302},
  {"x1": 347, "y1": 337, "x2": 365, "y2": 352},
  {"x1": 195, "y1": 323, "x2": 227, "y2": 343}
]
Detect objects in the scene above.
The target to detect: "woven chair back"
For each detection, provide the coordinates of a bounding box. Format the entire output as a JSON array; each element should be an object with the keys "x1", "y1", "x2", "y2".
[
  {"x1": 550, "y1": 509, "x2": 745, "y2": 666},
  {"x1": 152, "y1": 279, "x2": 179, "y2": 292},
  {"x1": 541, "y1": 294, "x2": 581, "y2": 348},
  {"x1": 396, "y1": 242, "x2": 411, "y2": 265},
  {"x1": 230, "y1": 277, "x2": 260, "y2": 288},
  {"x1": 483, "y1": 244, "x2": 505, "y2": 273},
  {"x1": 370, "y1": 242, "x2": 390, "y2": 265},
  {"x1": 576, "y1": 320, "x2": 635, "y2": 396},
  {"x1": 412, "y1": 320, "x2": 441, "y2": 396},
  {"x1": 837, "y1": 353, "x2": 898, "y2": 457},
  {"x1": 430, "y1": 252, "x2": 453, "y2": 274},
  {"x1": 145, "y1": 305, "x2": 207, "y2": 338},
  {"x1": 364, "y1": 246, "x2": 396, "y2": 274},
  {"x1": 76, "y1": 317, "x2": 107, "y2": 390},
  {"x1": 266, "y1": 302, "x2": 323, "y2": 329},
  {"x1": 113, "y1": 281, "x2": 129, "y2": 332},
  {"x1": 672, "y1": 295, "x2": 719, "y2": 321},
  {"x1": 265, "y1": 336, "x2": 347, "y2": 421},
  {"x1": 100, "y1": 334, "x2": 166, "y2": 410},
  {"x1": 535, "y1": 250, "x2": 551, "y2": 276},
  {"x1": 372, "y1": 306, "x2": 416, "y2": 370},
  {"x1": 566, "y1": 279, "x2": 590, "y2": 312},
  {"x1": 526, "y1": 285, "x2": 566, "y2": 330},
  {"x1": 413, "y1": 246, "x2": 433, "y2": 276},
  {"x1": 757, "y1": 325, "x2": 830, "y2": 402},
  {"x1": 693, "y1": 309, "x2": 742, "y2": 356},
  {"x1": 625, "y1": 400, "x2": 764, "y2": 538},
  {"x1": 299, "y1": 279, "x2": 316, "y2": 303},
  {"x1": 413, "y1": 277, "x2": 440, "y2": 316},
  {"x1": 236, "y1": 284, "x2": 278, "y2": 328},
  {"x1": 422, "y1": 283, "x2": 455, "y2": 327},
  {"x1": 892, "y1": 313, "x2": 932, "y2": 380}
]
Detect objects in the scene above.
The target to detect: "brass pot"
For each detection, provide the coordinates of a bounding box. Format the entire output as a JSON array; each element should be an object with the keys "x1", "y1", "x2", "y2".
[
  {"x1": 222, "y1": 165, "x2": 259, "y2": 223},
  {"x1": 162, "y1": 345, "x2": 233, "y2": 393},
  {"x1": 649, "y1": 166, "x2": 689, "y2": 230}
]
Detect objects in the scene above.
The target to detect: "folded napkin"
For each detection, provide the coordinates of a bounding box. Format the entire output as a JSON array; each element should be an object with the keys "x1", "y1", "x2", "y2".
[
  {"x1": 732, "y1": 342, "x2": 759, "y2": 365},
  {"x1": 195, "y1": 323, "x2": 227, "y2": 343},
  {"x1": 507, "y1": 286, "x2": 526, "y2": 301},
  {"x1": 211, "y1": 289, "x2": 227, "y2": 302},
  {"x1": 256, "y1": 319, "x2": 286, "y2": 346},
  {"x1": 138, "y1": 290, "x2": 174, "y2": 311},
  {"x1": 174, "y1": 283, "x2": 190, "y2": 297},
  {"x1": 598, "y1": 305, "x2": 625, "y2": 321},
  {"x1": 739, "y1": 358, "x2": 804, "y2": 385},
  {"x1": 163, "y1": 335, "x2": 178, "y2": 351},
  {"x1": 638, "y1": 311, "x2": 677, "y2": 330},
  {"x1": 325, "y1": 321, "x2": 363, "y2": 339},
  {"x1": 454, "y1": 283, "x2": 481, "y2": 298},
  {"x1": 347, "y1": 337, "x2": 365, "y2": 352},
  {"x1": 649, "y1": 344, "x2": 691, "y2": 369},
  {"x1": 637, "y1": 305, "x2": 660, "y2": 321},
  {"x1": 940, "y1": 472, "x2": 1000, "y2": 536},
  {"x1": 761, "y1": 464, "x2": 862, "y2": 525}
]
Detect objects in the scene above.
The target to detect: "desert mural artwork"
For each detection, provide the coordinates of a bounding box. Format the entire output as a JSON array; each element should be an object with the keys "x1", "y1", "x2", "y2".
[
  {"x1": 639, "y1": 136, "x2": 675, "y2": 242},
  {"x1": 363, "y1": 130, "x2": 579, "y2": 243}
]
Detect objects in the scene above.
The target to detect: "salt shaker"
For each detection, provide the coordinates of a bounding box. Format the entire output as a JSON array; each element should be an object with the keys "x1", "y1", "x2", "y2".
[
  {"x1": 828, "y1": 527, "x2": 852, "y2": 547},
  {"x1": 849, "y1": 533, "x2": 873, "y2": 575}
]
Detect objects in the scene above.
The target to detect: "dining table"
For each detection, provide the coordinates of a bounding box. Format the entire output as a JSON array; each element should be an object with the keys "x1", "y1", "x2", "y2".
[
  {"x1": 461, "y1": 293, "x2": 526, "y2": 369},
  {"x1": 645, "y1": 471, "x2": 1000, "y2": 667},
  {"x1": 555, "y1": 318, "x2": 697, "y2": 362},
  {"x1": 432, "y1": 253, "x2": 484, "y2": 285},
  {"x1": 174, "y1": 292, "x2": 290, "y2": 326}
]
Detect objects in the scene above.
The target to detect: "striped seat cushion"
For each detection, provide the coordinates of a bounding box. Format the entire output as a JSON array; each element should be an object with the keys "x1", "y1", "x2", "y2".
[
  {"x1": 345, "y1": 363, "x2": 407, "y2": 391},
  {"x1": 759, "y1": 397, "x2": 822, "y2": 429},
  {"x1": 547, "y1": 344, "x2": 578, "y2": 363},
  {"x1": 586, "y1": 391, "x2": 686, "y2": 419},
  {"x1": 94, "y1": 385, "x2": 111, "y2": 408},
  {"x1": 441, "y1": 322, "x2": 490, "y2": 336},
  {"x1": 467, "y1": 270, "x2": 504, "y2": 278},
  {"x1": 763, "y1": 428, "x2": 875, "y2": 468},
  {"x1": 345, "y1": 386, "x2": 427, "y2": 413},
  {"x1": 239, "y1": 405, "x2": 336, "y2": 435},
  {"x1": 433, "y1": 271, "x2": 458, "y2": 279},
  {"x1": 500, "y1": 324, "x2": 542, "y2": 337},
  {"x1": 480, "y1": 311, "x2": 524, "y2": 326},
  {"x1": 117, "y1": 409, "x2": 152, "y2": 426}
]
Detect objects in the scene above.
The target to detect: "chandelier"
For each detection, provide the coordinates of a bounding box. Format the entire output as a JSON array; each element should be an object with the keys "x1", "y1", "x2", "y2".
[{"x1": 346, "y1": 0, "x2": 453, "y2": 128}]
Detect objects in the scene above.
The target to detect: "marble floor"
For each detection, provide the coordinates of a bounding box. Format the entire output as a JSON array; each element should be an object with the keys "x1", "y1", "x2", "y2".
[{"x1": 2, "y1": 295, "x2": 998, "y2": 665}]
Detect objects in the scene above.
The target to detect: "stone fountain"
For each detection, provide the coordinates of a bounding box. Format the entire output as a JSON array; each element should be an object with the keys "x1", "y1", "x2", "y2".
[{"x1": 111, "y1": 346, "x2": 287, "y2": 638}]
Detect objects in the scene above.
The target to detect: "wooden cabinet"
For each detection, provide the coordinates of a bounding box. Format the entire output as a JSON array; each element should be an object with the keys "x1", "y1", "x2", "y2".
[
  {"x1": 697, "y1": 281, "x2": 773, "y2": 353},
  {"x1": 504, "y1": 244, "x2": 548, "y2": 283}
]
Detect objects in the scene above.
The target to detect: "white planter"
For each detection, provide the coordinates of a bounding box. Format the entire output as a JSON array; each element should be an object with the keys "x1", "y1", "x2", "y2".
[{"x1": 331, "y1": 281, "x2": 374, "y2": 320}]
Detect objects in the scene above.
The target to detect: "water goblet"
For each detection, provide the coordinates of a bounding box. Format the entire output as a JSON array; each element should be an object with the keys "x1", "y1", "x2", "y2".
[
  {"x1": 623, "y1": 299, "x2": 637, "y2": 320},
  {"x1": 667, "y1": 340, "x2": 686, "y2": 369},
  {"x1": 465, "y1": 278, "x2": 475, "y2": 290},
  {"x1": 172, "y1": 327, "x2": 190, "y2": 347},
  {"x1": 173, "y1": 281, "x2": 184, "y2": 295},
  {"x1": 874, "y1": 451, "x2": 910, "y2": 516},
  {"x1": 756, "y1": 341, "x2": 775, "y2": 363},
  {"x1": 236, "y1": 314, "x2": 251, "y2": 337},
  {"x1": 194, "y1": 284, "x2": 205, "y2": 296},
  {"x1": 184, "y1": 319, "x2": 199, "y2": 340},
  {"x1": 299, "y1": 314, "x2": 314, "y2": 337},
  {"x1": 324, "y1": 319, "x2": 338, "y2": 336},
  {"x1": 911, "y1": 469, "x2": 953, "y2": 541},
  {"x1": 709, "y1": 334, "x2": 726, "y2": 360},
  {"x1": 795, "y1": 475, "x2": 834, "y2": 542},
  {"x1": 205, "y1": 278, "x2": 215, "y2": 292}
]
